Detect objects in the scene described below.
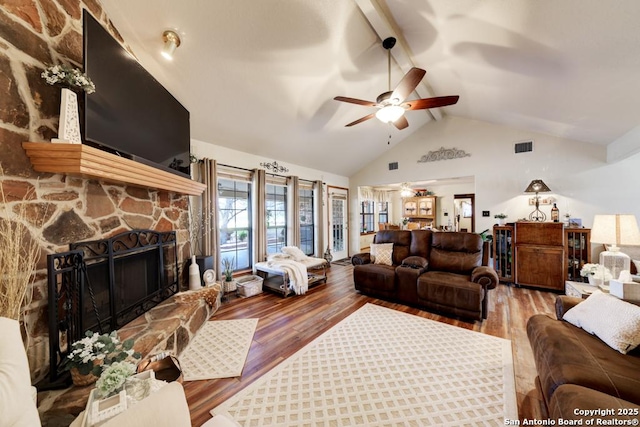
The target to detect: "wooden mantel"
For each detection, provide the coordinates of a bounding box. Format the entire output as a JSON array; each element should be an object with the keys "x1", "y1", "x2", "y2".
[{"x1": 22, "y1": 142, "x2": 206, "y2": 196}]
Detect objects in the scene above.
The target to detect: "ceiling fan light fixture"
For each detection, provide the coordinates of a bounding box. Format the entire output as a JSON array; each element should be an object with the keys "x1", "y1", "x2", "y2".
[
  {"x1": 375, "y1": 105, "x2": 405, "y2": 123},
  {"x1": 400, "y1": 182, "x2": 413, "y2": 198},
  {"x1": 161, "y1": 29, "x2": 181, "y2": 60}
]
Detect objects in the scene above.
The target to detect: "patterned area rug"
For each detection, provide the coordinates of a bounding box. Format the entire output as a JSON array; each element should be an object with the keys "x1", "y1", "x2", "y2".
[
  {"x1": 181, "y1": 318, "x2": 258, "y2": 381},
  {"x1": 211, "y1": 304, "x2": 517, "y2": 426},
  {"x1": 331, "y1": 258, "x2": 352, "y2": 266}
]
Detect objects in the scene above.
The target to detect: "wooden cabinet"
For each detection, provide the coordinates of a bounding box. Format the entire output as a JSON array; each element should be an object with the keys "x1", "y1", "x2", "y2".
[
  {"x1": 514, "y1": 222, "x2": 565, "y2": 291},
  {"x1": 565, "y1": 228, "x2": 591, "y2": 282},
  {"x1": 402, "y1": 196, "x2": 437, "y2": 226},
  {"x1": 493, "y1": 225, "x2": 514, "y2": 283}
]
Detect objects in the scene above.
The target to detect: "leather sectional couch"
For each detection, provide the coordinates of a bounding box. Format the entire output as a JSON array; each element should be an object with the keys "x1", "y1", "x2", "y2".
[
  {"x1": 527, "y1": 296, "x2": 640, "y2": 421},
  {"x1": 351, "y1": 230, "x2": 499, "y2": 320}
]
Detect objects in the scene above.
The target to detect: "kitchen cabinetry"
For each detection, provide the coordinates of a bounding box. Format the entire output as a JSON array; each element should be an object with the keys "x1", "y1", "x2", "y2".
[
  {"x1": 493, "y1": 225, "x2": 514, "y2": 283},
  {"x1": 565, "y1": 228, "x2": 591, "y2": 282},
  {"x1": 514, "y1": 222, "x2": 565, "y2": 291},
  {"x1": 402, "y1": 196, "x2": 437, "y2": 226}
]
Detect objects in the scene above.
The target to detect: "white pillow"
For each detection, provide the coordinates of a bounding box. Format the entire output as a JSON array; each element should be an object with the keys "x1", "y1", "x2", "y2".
[
  {"x1": 0, "y1": 317, "x2": 42, "y2": 426},
  {"x1": 370, "y1": 243, "x2": 393, "y2": 266},
  {"x1": 563, "y1": 290, "x2": 640, "y2": 354},
  {"x1": 281, "y1": 246, "x2": 308, "y2": 261}
]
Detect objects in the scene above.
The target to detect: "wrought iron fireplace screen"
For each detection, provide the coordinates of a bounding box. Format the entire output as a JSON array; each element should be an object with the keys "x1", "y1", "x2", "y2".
[{"x1": 45, "y1": 230, "x2": 178, "y2": 385}]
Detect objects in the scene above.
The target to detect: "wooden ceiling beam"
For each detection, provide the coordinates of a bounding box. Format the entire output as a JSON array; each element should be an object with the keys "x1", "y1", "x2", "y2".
[{"x1": 353, "y1": 0, "x2": 443, "y2": 121}]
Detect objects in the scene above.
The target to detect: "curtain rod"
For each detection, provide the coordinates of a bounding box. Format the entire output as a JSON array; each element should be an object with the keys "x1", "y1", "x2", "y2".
[
  {"x1": 217, "y1": 163, "x2": 253, "y2": 172},
  {"x1": 217, "y1": 163, "x2": 323, "y2": 184}
]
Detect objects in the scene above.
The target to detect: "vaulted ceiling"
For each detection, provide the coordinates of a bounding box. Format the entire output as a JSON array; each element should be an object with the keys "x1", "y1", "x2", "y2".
[{"x1": 102, "y1": 0, "x2": 640, "y2": 177}]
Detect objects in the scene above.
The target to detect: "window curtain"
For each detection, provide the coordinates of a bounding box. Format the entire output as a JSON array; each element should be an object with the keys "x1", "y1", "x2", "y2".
[
  {"x1": 288, "y1": 176, "x2": 300, "y2": 247},
  {"x1": 314, "y1": 180, "x2": 324, "y2": 257},
  {"x1": 200, "y1": 158, "x2": 220, "y2": 279},
  {"x1": 253, "y1": 168, "x2": 267, "y2": 263},
  {"x1": 359, "y1": 186, "x2": 390, "y2": 203}
]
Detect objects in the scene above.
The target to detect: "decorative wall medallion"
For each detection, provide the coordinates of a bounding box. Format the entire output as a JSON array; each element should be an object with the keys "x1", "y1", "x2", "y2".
[
  {"x1": 417, "y1": 147, "x2": 471, "y2": 163},
  {"x1": 260, "y1": 160, "x2": 289, "y2": 173},
  {"x1": 53, "y1": 88, "x2": 82, "y2": 144}
]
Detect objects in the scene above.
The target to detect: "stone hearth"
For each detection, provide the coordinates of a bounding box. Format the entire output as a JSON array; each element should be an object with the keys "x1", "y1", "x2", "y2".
[{"x1": 38, "y1": 290, "x2": 220, "y2": 420}]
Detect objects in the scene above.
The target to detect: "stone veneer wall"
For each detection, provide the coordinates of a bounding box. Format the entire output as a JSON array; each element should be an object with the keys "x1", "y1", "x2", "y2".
[{"x1": 0, "y1": 1, "x2": 192, "y2": 382}]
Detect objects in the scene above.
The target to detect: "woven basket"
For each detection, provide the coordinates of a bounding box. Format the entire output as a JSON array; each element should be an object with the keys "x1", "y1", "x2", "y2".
[
  {"x1": 70, "y1": 359, "x2": 103, "y2": 386},
  {"x1": 223, "y1": 279, "x2": 237, "y2": 293}
]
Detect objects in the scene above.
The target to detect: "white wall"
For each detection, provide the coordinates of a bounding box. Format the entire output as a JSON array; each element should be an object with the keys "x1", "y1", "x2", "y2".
[
  {"x1": 349, "y1": 115, "x2": 640, "y2": 255},
  {"x1": 427, "y1": 181, "x2": 476, "y2": 229},
  {"x1": 191, "y1": 138, "x2": 350, "y2": 254}
]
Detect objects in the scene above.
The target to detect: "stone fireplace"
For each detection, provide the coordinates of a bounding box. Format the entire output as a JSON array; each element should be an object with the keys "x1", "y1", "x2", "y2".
[
  {"x1": 46, "y1": 230, "x2": 181, "y2": 384},
  {"x1": 70, "y1": 230, "x2": 179, "y2": 334},
  {"x1": 0, "y1": 1, "x2": 192, "y2": 382}
]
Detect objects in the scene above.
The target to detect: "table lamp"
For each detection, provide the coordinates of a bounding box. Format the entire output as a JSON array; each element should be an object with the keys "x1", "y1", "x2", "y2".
[
  {"x1": 524, "y1": 179, "x2": 551, "y2": 221},
  {"x1": 591, "y1": 214, "x2": 640, "y2": 284}
]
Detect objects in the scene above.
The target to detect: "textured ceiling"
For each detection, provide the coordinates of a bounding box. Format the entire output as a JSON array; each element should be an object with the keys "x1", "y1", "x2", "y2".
[{"x1": 101, "y1": 0, "x2": 640, "y2": 177}]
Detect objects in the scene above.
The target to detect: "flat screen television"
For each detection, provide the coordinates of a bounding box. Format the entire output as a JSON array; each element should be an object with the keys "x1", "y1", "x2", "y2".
[{"x1": 82, "y1": 10, "x2": 190, "y2": 178}]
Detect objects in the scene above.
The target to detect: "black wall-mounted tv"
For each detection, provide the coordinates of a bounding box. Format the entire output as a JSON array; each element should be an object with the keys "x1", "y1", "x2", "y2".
[{"x1": 82, "y1": 10, "x2": 190, "y2": 178}]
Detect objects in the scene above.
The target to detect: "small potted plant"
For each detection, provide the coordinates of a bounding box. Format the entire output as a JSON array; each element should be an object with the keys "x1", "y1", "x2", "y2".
[
  {"x1": 580, "y1": 263, "x2": 612, "y2": 288},
  {"x1": 221, "y1": 257, "x2": 236, "y2": 294},
  {"x1": 95, "y1": 361, "x2": 137, "y2": 398},
  {"x1": 494, "y1": 213, "x2": 508, "y2": 225},
  {"x1": 64, "y1": 331, "x2": 140, "y2": 386}
]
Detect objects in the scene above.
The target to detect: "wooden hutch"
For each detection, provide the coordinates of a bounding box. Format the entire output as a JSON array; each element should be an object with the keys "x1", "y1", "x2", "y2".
[
  {"x1": 493, "y1": 221, "x2": 591, "y2": 290},
  {"x1": 402, "y1": 196, "x2": 437, "y2": 228}
]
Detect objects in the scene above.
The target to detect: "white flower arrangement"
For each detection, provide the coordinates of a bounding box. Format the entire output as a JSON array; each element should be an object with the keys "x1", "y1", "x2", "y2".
[
  {"x1": 96, "y1": 361, "x2": 137, "y2": 398},
  {"x1": 41, "y1": 64, "x2": 96, "y2": 94},
  {"x1": 579, "y1": 263, "x2": 613, "y2": 281},
  {"x1": 65, "y1": 330, "x2": 140, "y2": 376}
]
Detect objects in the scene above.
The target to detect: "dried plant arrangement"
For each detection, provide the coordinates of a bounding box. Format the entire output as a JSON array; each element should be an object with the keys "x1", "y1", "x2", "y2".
[{"x1": 0, "y1": 171, "x2": 41, "y2": 321}]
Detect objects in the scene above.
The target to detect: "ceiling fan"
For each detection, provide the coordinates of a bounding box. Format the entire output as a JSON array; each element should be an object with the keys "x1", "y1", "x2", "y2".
[{"x1": 334, "y1": 37, "x2": 459, "y2": 130}]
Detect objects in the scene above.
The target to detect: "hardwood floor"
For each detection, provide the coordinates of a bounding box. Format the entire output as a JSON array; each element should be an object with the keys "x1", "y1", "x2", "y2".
[{"x1": 183, "y1": 264, "x2": 557, "y2": 426}]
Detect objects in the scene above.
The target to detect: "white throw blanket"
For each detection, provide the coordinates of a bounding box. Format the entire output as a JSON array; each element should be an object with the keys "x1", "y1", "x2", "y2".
[{"x1": 268, "y1": 259, "x2": 309, "y2": 295}]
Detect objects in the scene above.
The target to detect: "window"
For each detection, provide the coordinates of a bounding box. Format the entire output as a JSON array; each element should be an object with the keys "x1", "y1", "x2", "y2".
[
  {"x1": 266, "y1": 183, "x2": 287, "y2": 254},
  {"x1": 299, "y1": 187, "x2": 314, "y2": 255},
  {"x1": 378, "y1": 202, "x2": 388, "y2": 224},
  {"x1": 361, "y1": 201, "x2": 374, "y2": 233},
  {"x1": 218, "y1": 178, "x2": 251, "y2": 271}
]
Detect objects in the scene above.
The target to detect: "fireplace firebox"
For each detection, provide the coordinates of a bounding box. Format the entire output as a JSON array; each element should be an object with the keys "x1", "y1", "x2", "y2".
[{"x1": 45, "y1": 230, "x2": 179, "y2": 385}]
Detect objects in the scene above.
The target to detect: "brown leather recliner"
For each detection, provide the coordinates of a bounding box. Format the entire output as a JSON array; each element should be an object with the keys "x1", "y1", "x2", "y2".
[{"x1": 352, "y1": 230, "x2": 498, "y2": 320}]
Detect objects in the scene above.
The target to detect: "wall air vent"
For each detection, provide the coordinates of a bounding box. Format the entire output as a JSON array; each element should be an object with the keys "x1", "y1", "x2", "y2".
[
  {"x1": 388, "y1": 162, "x2": 398, "y2": 170},
  {"x1": 515, "y1": 141, "x2": 533, "y2": 154}
]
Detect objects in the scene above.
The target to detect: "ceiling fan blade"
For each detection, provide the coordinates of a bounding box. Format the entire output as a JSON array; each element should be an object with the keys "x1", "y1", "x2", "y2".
[
  {"x1": 345, "y1": 113, "x2": 375, "y2": 127},
  {"x1": 390, "y1": 67, "x2": 426, "y2": 104},
  {"x1": 393, "y1": 115, "x2": 409, "y2": 130},
  {"x1": 404, "y1": 95, "x2": 460, "y2": 110},
  {"x1": 334, "y1": 96, "x2": 377, "y2": 107}
]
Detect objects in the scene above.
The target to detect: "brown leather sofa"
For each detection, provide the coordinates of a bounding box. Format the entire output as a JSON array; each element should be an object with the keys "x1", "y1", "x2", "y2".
[
  {"x1": 352, "y1": 230, "x2": 498, "y2": 320},
  {"x1": 527, "y1": 296, "x2": 640, "y2": 420}
]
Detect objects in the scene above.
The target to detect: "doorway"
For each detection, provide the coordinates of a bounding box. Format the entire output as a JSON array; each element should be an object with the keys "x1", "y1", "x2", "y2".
[
  {"x1": 453, "y1": 193, "x2": 475, "y2": 232},
  {"x1": 328, "y1": 186, "x2": 349, "y2": 261}
]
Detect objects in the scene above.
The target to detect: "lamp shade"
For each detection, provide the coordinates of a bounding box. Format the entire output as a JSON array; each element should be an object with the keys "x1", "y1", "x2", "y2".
[
  {"x1": 591, "y1": 214, "x2": 640, "y2": 246},
  {"x1": 524, "y1": 179, "x2": 551, "y2": 193}
]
